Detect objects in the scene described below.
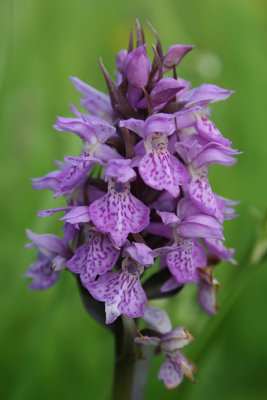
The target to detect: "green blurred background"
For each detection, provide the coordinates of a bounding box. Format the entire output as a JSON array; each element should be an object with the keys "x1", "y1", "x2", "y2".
[{"x1": 1, "y1": 0, "x2": 267, "y2": 399}]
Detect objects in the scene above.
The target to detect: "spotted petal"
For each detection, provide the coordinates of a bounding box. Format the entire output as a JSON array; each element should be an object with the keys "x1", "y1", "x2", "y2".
[
  {"x1": 52, "y1": 157, "x2": 95, "y2": 197},
  {"x1": 158, "y1": 352, "x2": 183, "y2": 389},
  {"x1": 86, "y1": 259, "x2": 146, "y2": 323},
  {"x1": 67, "y1": 231, "x2": 120, "y2": 283},
  {"x1": 158, "y1": 350, "x2": 196, "y2": 389},
  {"x1": 89, "y1": 180, "x2": 150, "y2": 247},
  {"x1": 195, "y1": 115, "x2": 231, "y2": 146},
  {"x1": 167, "y1": 240, "x2": 206, "y2": 284},
  {"x1": 189, "y1": 165, "x2": 223, "y2": 222},
  {"x1": 139, "y1": 133, "x2": 189, "y2": 197}
]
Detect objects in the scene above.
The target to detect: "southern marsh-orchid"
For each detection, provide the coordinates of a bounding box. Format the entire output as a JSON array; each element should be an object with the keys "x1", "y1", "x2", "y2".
[{"x1": 25, "y1": 20, "x2": 240, "y2": 398}]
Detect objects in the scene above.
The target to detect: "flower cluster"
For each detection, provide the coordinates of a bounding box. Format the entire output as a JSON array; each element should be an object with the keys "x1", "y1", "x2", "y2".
[{"x1": 25, "y1": 22, "x2": 239, "y2": 389}]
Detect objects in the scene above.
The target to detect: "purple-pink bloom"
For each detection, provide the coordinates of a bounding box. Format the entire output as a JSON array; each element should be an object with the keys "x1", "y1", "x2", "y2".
[
  {"x1": 89, "y1": 178, "x2": 150, "y2": 247},
  {"x1": 54, "y1": 115, "x2": 119, "y2": 162},
  {"x1": 175, "y1": 136, "x2": 239, "y2": 222},
  {"x1": 67, "y1": 229, "x2": 120, "y2": 284},
  {"x1": 136, "y1": 323, "x2": 195, "y2": 389},
  {"x1": 121, "y1": 114, "x2": 189, "y2": 197},
  {"x1": 24, "y1": 230, "x2": 71, "y2": 289},
  {"x1": 151, "y1": 199, "x2": 224, "y2": 284},
  {"x1": 158, "y1": 350, "x2": 196, "y2": 389},
  {"x1": 166, "y1": 239, "x2": 206, "y2": 284},
  {"x1": 139, "y1": 132, "x2": 189, "y2": 197},
  {"x1": 87, "y1": 257, "x2": 147, "y2": 323},
  {"x1": 195, "y1": 114, "x2": 232, "y2": 146}
]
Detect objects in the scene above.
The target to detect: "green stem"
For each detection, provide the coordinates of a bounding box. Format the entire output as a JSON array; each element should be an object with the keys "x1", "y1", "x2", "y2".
[
  {"x1": 131, "y1": 346, "x2": 153, "y2": 400},
  {"x1": 112, "y1": 316, "x2": 138, "y2": 400}
]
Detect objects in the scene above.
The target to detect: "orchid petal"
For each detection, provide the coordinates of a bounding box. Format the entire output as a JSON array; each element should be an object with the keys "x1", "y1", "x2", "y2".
[
  {"x1": 181, "y1": 83, "x2": 234, "y2": 107},
  {"x1": 24, "y1": 253, "x2": 60, "y2": 290},
  {"x1": 89, "y1": 180, "x2": 150, "y2": 247},
  {"x1": 167, "y1": 240, "x2": 206, "y2": 284},
  {"x1": 195, "y1": 115, "x2": 231, "y2": 146},
  {"x1": 139, "y1": 133, "x2": 189, "y2": 197},
  {"x1": 158, "y1": 352, "x2": 183, "y2": 389},
  {"x1": 67, "y1": 231, "x2": 120, "y2": 283},
  {"x1": 143, "y1": 306, "x2": 172, "y2": 334},
  {"x1": 123, "y1": 45, "x2": 151, "y2": 88},
  {"x1": 25, "y1": 229, "x2": 69, "y2": 258},
  {"x1": 70, "y1": 76, "x2": 114, "y2": 119},
  {"x1": 124, "y1": 242, "x2": 154, "y2": 266},
  {"x1": 86, "y1": 259, "x2": 146, "y2": 323},
  {"x1": 161, "y1": 327, "x2": 194, "y2": 352},
  {"x1": 189, "y1": 166, "x2": 223, "y2": 222},
  {"x1": 162, "y1": 45, "x2": 194, "y2": 70},
  {"x1": 104, "y1": 159, "x2": 136, "y2": 182}
]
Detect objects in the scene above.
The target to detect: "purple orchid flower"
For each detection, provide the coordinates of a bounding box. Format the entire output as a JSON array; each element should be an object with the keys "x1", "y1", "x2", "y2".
[
  {"x1": 53, "y1": 114, "x2": 119, "y2": 162},
  {"x1": 67, "y1": 229, "x2": 120, "y2": 285},
  {"x1": 146, "y1": 198, "x2": 223, "y2": 284},
  {"x1": 24, "y1": 230, "x2": 72, "y2": 289},
  {"x1": 89, "y1": 159, "x2": 150, "y2": 247},
  {"x1": 86, "y1": 256, "x2": 147, "y2": 324},
  {"x1": 120, "y1": 113, "x2": 189, "y2": 197},
  {"x1": 136, "y1": 308, "x2": 195, "y2": 389},
  {"x1": 175, "y1": 134, "x2": 240, "y2": 221}
]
